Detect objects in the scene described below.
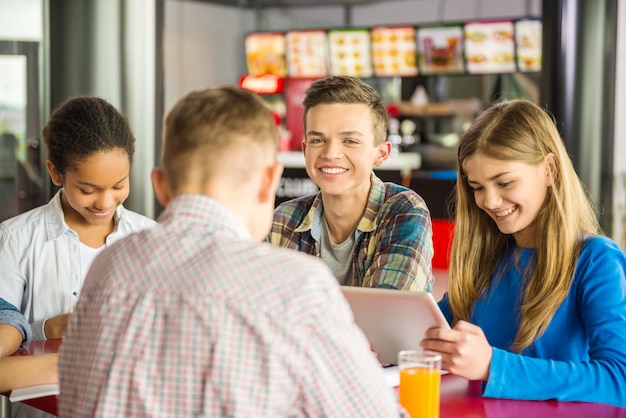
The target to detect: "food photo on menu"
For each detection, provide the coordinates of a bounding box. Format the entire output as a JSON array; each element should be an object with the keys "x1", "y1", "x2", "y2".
[
  {"x1": 245, "y1": 32, "x2": 287, "y2": 77},
  {"x1": 515, "y1": 18, "x2": 542, "y2": 72},
  {"x1": 416, "y1": 24, "x2": 465, "y2": 75},
  {"x1": 464, "y1": 20, "x2": 516, "y2": 74},
  {"x1": 371, "y1": 26, "x2": 418, "y2": 77},
  {"x1": 327, "y1": 28, "x2": 374, "y2": 78},
  {"x1": 285, "y1": 30, "x2": 329, "y2": 78}
]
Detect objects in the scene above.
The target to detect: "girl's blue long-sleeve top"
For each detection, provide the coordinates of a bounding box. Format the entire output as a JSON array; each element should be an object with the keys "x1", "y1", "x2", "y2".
[{"x1": 439, "y1": 235, "x2": 626, "y2": 407}]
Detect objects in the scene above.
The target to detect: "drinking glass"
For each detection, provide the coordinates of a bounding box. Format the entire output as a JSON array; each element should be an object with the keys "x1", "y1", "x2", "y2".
[{"x1": 398, "y1": 349, "x2": 442, "y2": 418}]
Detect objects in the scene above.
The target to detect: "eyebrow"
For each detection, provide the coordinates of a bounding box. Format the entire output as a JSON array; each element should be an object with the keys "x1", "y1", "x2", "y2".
[
  {"x1": 467, "y1": 171, "x2": 512, "y2": 185},
  {"x1": 306, "y1": 130, "x2": 365, "y2": 138},
  {"x1": 77, "y1": 175, "x2": 129, "y2": 188}
]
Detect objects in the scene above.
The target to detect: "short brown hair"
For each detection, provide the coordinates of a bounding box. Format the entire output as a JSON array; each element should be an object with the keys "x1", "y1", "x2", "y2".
[
  {"x1": 303, "y1": 76, "x2": 388, "y2": 145},
  {"x1": 161, "y1": 86, "x2": 278, "y2": 192}
]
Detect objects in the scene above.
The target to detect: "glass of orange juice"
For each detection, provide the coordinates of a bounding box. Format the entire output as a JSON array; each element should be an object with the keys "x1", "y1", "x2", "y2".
[{"x1": 398, "y1": 350, "x2": 442, "y2": 418}]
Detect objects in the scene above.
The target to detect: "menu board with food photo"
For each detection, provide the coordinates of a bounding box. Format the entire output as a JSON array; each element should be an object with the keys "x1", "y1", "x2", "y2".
[
  {"x1": 245, "y1": 32, "x2": 287, "y2": 77},
  {"x1": 286, "y1": 30, "x2": 329, "y2": 78},
  {"x1": 416, "y1": 25, "x2": 464, "y2": 74},
  {"x1": 464, "y1": 20, "x2": 516, "y2": 74},
  {"x1": 328, "y1": 29, "x2": 373, "y2": 78},
  {"x1": 515, "y1": 19, "x2": 542, "y2": 72},
  {"x1": 371, "y1": 26, "x2": 418, "y2": 77}
]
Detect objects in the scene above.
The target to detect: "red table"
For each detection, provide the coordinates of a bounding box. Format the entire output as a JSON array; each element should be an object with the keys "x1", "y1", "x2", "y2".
[
  {"x1": 8, "y1": 340, "x2": 626, "y2": 417},
  {"x1": 439, "y1": 373, "x2": 626, "y2": 417}
]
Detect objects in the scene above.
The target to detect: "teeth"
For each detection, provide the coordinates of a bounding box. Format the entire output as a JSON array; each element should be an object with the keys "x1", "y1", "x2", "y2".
[
  {"x1": 495, "y1": 207, "x2": 515, "y2": 217},
  {"x1": 321, "y1": 167, "x2": 347, "y2": 174}
]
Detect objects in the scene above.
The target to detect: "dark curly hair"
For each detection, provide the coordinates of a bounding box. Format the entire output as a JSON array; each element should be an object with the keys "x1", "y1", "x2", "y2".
[{"x1": 42, "y1": 96, "x2": 135, "y2": 174}]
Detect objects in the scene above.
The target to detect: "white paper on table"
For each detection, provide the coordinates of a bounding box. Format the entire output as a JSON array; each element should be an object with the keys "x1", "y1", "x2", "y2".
[
  {"x1": 9, "y1": 384, "x2": 59, "y2": 402},
  {"x1": 383, "y1": 366, "x2": 400, "y2": 388}
]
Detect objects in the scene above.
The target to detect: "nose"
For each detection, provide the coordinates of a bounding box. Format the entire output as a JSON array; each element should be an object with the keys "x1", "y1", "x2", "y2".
[
  {"x1": 94, "y1": 191, "x2": 117, "y2": 211},
  {"x1": 320, "y1": 140, "x2": 343, "y2": 159},
  {"x1": 481, "y1": 187, "x2": 502, "y2": 210}
]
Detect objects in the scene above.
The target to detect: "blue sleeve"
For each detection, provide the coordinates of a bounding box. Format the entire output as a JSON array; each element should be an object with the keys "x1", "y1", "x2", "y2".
[
  {"x1": 484, "y1": 236, "x2": 626, "y2": 408},
  {"x1": 0, "y1": 297, "x2": 32, "y2": 348},
  {"x1": 0, "y1": 297, "x2": 19, "y2": 312}
]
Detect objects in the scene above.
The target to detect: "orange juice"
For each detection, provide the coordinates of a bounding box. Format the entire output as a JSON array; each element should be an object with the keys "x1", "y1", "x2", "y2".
[{"x1": 399, "y1": 367, "x2": 440, "y2": 418}]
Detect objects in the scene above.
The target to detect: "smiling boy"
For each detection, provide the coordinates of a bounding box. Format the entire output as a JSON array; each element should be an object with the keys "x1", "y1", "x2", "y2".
[{"x1": 269, "y1": 76, "x2": 434, "y2": 291}]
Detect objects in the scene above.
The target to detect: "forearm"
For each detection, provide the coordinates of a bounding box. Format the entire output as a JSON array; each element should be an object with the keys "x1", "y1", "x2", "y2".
[
  {"x1": 0, "y1": 324, "x2": 23, "y2": 357},
  {"x1": 0, "y1": 353, "x2": 58, "y2": 393},
  {"x1": 485, "y1": 348, "x2": 626, "y2": 407}
]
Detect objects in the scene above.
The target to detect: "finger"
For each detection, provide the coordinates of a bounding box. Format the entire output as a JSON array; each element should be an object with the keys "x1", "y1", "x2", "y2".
[
  {"x1": 424, "y1": 326, "x2": 455, "y2": 340},
  {"x1": 453, "y1": 321, "x2": 483, "y2": 335},
  {"x1": 420, "y1": 338, "x2": 454, "y2": 356}
]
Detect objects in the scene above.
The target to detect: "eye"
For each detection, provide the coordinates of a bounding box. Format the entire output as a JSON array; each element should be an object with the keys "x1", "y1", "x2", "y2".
[
  {"x1": 308, "y1": 137, "x2": 324, "y2": 144},
  {"x1": 499, "y1": 181, "x2": 513, "y2": 188},
  {"x1": 344, "y1": 138, "x2": 359, "y2": 145},
  {"x1": 79, "y1": 188, "x2": 94, "y2": 195}
]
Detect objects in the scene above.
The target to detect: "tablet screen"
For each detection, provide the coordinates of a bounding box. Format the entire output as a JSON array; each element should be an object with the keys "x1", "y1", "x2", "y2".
[{"x1": 341, "y1": 287, "x2": 450, "y2": 364}]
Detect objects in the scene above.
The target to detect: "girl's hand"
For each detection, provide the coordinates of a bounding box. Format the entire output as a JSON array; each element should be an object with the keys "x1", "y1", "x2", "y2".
[
  {"x1": 421, "y1": 320, "x2": 492, "y2": 381},
  {"x1": 43, "y1": 313, "x2": 71, "y2": 339}
]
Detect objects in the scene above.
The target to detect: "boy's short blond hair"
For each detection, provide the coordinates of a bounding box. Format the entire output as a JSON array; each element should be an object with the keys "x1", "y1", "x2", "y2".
[{"x1": 161, "y1": 86, "x2": 278, "y2": 192}]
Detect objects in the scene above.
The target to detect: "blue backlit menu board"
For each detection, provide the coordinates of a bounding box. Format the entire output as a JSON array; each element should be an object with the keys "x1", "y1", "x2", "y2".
[
  {"x1": 328, "y1": 29, "x2": 373, "y2": 78},
  {"x1": 371, "y1": 26, "x2": 418, "y2": 77},
  {"x1": 464, "y1": 20, "x2": 516, "y2": 74}
]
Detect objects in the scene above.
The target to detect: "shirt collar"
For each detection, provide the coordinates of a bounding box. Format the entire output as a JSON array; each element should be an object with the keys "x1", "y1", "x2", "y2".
[
  {"x1": 44, "y1": 189, "x2": 70, "y2": 240},
  {"x1": 294, "y1": 172, "x2": 384, "y2": 237},
  {"x1": 159, "y1": 194, "x2": 252, "y2": 241}
]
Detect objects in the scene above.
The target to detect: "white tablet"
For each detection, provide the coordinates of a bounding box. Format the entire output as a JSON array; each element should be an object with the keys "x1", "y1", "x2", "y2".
[{"x1": 340, "y1": 286, "x2": 450, "y2": 365}]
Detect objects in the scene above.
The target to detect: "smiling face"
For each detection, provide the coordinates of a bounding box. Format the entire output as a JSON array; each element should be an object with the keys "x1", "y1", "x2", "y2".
[
  {"x1": 47, "y1": 148, "x2": 131, "y2": 228},
  {"x1": 302, "y1": 103, "x2": 390, "y2": 200},
  {"x1": 463, "y1": 152, "x2": 553, "y2": 248}
]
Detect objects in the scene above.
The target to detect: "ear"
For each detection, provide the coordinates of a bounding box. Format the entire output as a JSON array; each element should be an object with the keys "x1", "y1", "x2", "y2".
[
  {"x1": 46, "y1": 160, "x2": 64, "y2": 186},
  {"x1": 544, "y1": 153, "x2": 558, "y2": 184},
  {"x1": 258, "y1": 161, "x2": 284, "y2": 205},
  {"x1": 151, "y1": 167, "x2": 172, "y2": 207},
  {"x1": 301, "y1": 139, "x2": 307, "y2": 154},
  {"x1": 373, "y1": 141, "x2": 392, "y2": 167}
]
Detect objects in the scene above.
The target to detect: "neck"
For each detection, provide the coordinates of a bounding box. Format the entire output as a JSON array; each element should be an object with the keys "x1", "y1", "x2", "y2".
[{"x1": 321, "y1": 192, "x2": 368, "y2": 244}]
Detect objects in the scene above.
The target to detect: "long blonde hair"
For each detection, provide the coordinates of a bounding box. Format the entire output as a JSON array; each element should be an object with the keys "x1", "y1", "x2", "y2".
[{"x1": 448, "y1": 99, "x2": 601, "y2": 352}]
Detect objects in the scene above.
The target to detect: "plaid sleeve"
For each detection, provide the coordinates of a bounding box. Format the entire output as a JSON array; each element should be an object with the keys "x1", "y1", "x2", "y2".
[
  {"x1": 268, "y1": 195, "x2": 318, "y2": 256},
  {"x1": 361, "y1": 191, "x2": 435, "y2": 291}
]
